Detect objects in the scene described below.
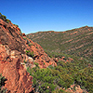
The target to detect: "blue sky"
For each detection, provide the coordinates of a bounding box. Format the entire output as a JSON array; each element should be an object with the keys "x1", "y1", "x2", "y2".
[{"x1": 0, "y1": 0, "x2": 93, "y2": 34}]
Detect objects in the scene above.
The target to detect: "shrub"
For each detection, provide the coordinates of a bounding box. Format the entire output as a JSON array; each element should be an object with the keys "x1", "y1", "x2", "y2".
[
  {"x1": 24, "y1": 60, "x2": 27, "y2": 63},
  {"x1": 14, "y1": 24, "x2": 19, "y2": 27},
  {"x1": 26, "y1": 50, "x2": 34, "y2": 58},
  {"x1": 23, "y1": 37, "x2": 27, "y2": 40},
  {"x1": 0, "y1": 13, "x2": 10, "y2": 23},
  {"x1": 27, "y1": 55, "x2": 93, "y2": 93},
  {"x1": 6, "y1": 19, "x2": 10, "y2": 23},
  {"x1": 28, "y1": 43, "x2": 33, "y2": 46},
  {"x1": 53, "y1": 89, "x2": 66, "y2": 93},
  {"x1": 34, "y1": 62, "x2": 39, "y2": 67},
  {"x1": 48, "y1": 65, "x2": 54, "y2": 69},
  {"x1": 29, "y1": 51, "x2": 34, "y2": 57},
  {"x1": 0, "y1": 74, "x2": 6, "y2": 93}
]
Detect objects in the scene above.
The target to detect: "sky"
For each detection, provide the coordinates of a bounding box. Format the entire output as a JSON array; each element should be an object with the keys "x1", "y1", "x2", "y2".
[{"x1": 0, "y1": 0, "x2": 93, "y2": 34}]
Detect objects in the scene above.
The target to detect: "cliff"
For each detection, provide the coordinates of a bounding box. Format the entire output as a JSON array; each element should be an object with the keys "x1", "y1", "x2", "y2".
[{"x1": 0, "y1": 18, "x2": 56, "y2": 92}]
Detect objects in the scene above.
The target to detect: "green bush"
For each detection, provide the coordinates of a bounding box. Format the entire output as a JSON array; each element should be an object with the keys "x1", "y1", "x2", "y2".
[
  {"x1": 0, "y1": 13, "x2": 10, "y2": 23},
  {"x1": 53, "y1": 89, "x2": 67, "y2": 93},
  {"x1": 23, "y1": 37, "x2": 27, "y2": 40},
  {"x1": 24, "y1": 60, "x2": 27, "y2": 63},
  {"x1": 27, "y1": 54, "x2": 93, "y2": 93},
  {"x1": 48, "y1": 65, "x2": 54, "y2": 69},
  {"x1": 34, "y1": 62, "x2": 39, "y2": 67},
  {"x1": 26, "y1": 50, "x2": 34, "y2": 58},
  {"x1": 14, "y1": 24, "x2": 19, "y2": 27},
  {"x1": 27, "y1": 65, "x2": 74, "y2": 92},
  {"x1": 6, "y1": 19, "x2": 10, "y2": 23},
  {"x1": 0, "y1": 74, "x2": 6, "y2": 93},
  {"x1": 28, "y1": 43, "x2": 33, "y2": 46}
]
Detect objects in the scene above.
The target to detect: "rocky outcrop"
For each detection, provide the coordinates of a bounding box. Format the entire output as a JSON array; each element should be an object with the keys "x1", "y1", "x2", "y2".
[
  {"x1": 0, "y1": 18, "x2": 56, "y2": 68},
  {"x1": 65, "y1": 84, "x2": 88, "y2": 93},
  {"x1": 26, "y1": 39, "x2": 57, "y2": 68},
  {"x1": 0, "y1": 18, "x2": 56, "y2": 92},
  {"x1": 0, "y1": 44, "x2": 33, "y2": 93},
  {"x1": 0, "y1": 19, "x2": 25, "y2": 54}
]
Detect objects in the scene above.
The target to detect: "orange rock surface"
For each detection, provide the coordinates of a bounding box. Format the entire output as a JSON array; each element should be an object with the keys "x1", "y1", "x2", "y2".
[{"x1": 0, "y1": 18, "x2": 56, "y2": 92}]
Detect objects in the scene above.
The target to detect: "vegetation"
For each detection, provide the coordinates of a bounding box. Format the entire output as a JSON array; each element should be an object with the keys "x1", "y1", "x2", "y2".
[
  {"x1": 28, "y1": 43, "x2": 33, "y2": 46},
  {"x1": 0, "y1": 13, "x2": 19, "y2": 27},
  {"x1": 24, "y1": 60, "x2": 27, "y2": 63},
  {"x1": 27, "y1": 54, "x2": 93, "y2": 93},
  {"x1": 23, "y1": 38, "x2": 33, "y2": 46},
  {"x1": 14, "y1": 24, "x2": 19, "y2": 27},
  {"x1": 27, "y1": 26, "x2": 93, "y2": 93},
  {"x1": 0, "y1": 12, "x2": 92, "y2": 93},
  {"x1": 23, "y1": 37, "x2": 27, "y2": 40},
  {"x1": 0, "y1": 74, "x2": 6, "y2": 93},
  {"x1": 27, "y1": 26, "x2": 93, "y2": 62},
  {"x1": 34, "y1": 62, "x2": 39, "y2": 67},
  {"x1": 26, "y1": 50, "x2": 34, "y2": 58},
  {"x1": 0, "y1": 13, "x2": 10, "y2": 23}
]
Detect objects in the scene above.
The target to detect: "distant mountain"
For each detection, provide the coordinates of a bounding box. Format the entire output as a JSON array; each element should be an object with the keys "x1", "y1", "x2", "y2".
[{"x1": 27, "y1": 26, "x2": 93, "y2": 62}]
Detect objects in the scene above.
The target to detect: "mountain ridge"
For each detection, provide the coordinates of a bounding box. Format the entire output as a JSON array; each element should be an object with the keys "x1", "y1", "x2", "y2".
[
  {"x1": 27, "y1": 26, "x2": 93, "y2": 62},
  {"x1": 27, "y1": 26, "x2": 91, "y2": 34}
]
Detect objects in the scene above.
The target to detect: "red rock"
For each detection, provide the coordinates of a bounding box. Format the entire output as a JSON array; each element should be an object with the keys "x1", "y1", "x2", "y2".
[
  {"x1": 66, "y1": 84, "x2": 88, "y2": 93},
  {"x1": 0, "y1": 18, "x2": 57, "y2": 92},
  {"x1": 22, "y1": 33, "x2": 26, "y2": 36},
  {"x1": 0, "y1": 44, "x2": 33, "y2": 93},
  {"x1": 53, "y1": 58, "x2": 58, "y2": 62}
]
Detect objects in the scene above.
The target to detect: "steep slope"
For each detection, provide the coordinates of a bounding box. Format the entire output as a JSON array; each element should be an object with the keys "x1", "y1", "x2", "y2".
[
  {"x1": 27, "y1": 26, "x2": 93, "y2": 62},
  {"x1": 0, "y1": 13, "x2": 92, "y2": 93},
  {"x1": 0, "y1": 14, "x2": 56, "y2": 92}
]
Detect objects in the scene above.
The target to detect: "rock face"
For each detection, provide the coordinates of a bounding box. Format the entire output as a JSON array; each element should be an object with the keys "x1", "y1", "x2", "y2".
[
  {"x1": 0, "y1": 44, "x2": 33, "y2": 93},
  {"x1": 0, "y1": 19, "x2": 56, "y2": 68},
  {"x1": 27, "y1": 39, "x2": 57, "y2": 68},
  {"x1": 0, "y1": 19, "x2": 56, "y2": 92},
  {"x1": 0, "y1": 19, "x2": 25, "y2": 54},
  {"x1": 66, "y1": 84, "x2": 88, "y2": 93}
]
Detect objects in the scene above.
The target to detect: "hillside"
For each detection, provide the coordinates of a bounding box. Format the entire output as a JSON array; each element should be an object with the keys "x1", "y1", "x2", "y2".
[
  {"x1": 0, "y1": 13, "x2": 56, "y2": 93},
  {"x1": 27, "y1": 26, "x2": 93, "y2": 62},
  {"x1": 27, "y1": 26, "x2": 93, "y2": 93},
  {"x1": 0, "y1": 13, "x2": 93, "y2": 93}
]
